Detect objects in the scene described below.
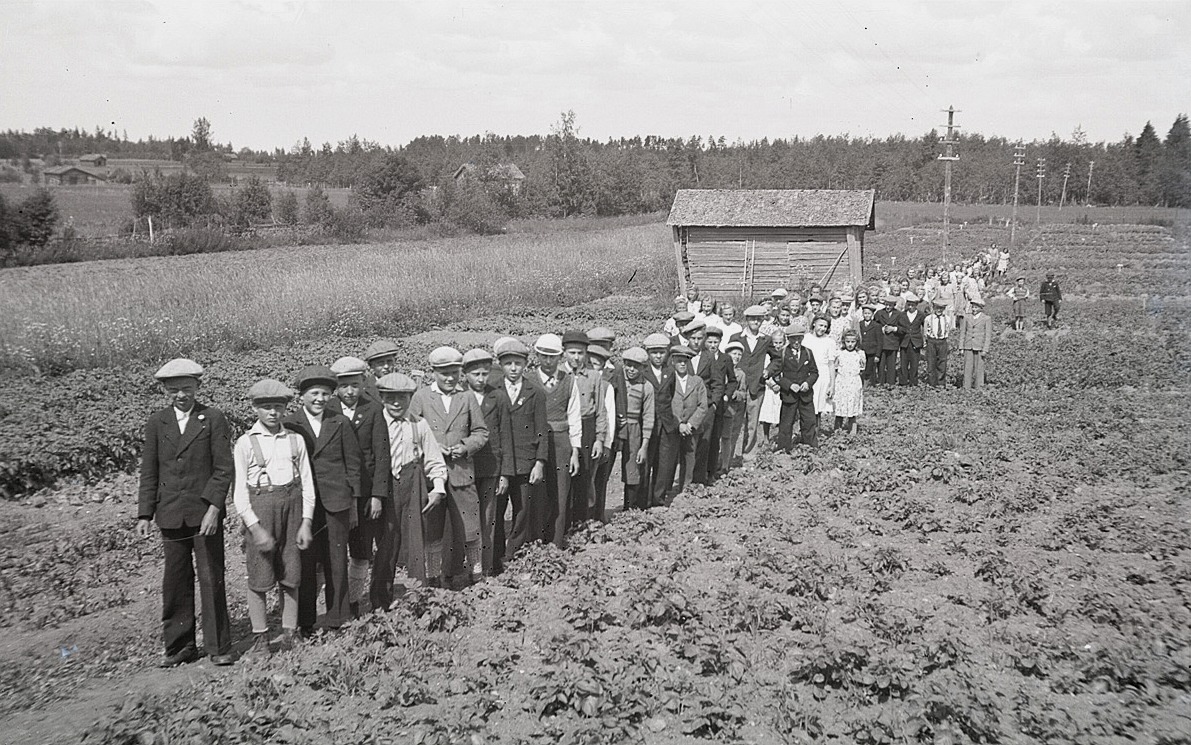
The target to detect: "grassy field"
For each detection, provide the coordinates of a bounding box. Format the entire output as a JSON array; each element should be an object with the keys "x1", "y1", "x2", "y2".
[
  {"x1": 0, "y1": 221, "x2": 674, "y2": 374},
  {"x1": 876, "y1": 200, "x2": 1186, "y2": 231}
]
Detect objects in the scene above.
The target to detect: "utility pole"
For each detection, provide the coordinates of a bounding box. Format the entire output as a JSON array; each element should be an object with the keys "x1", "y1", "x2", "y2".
[
  {"x1": 1035, "y1": 158, "x2": 1046, "y2": 225},
  {"x1": 938, "y1": 106, "x2": 960, "y2": 261},
  {"x1": 1059, "y1": 162, "x2": 1072, "y2": 210},
  {"x1": 1085, "y1": 160, "x2": 1095, "y2": 206},
  {"x1": 1010, "y1": 143, "x2": 1025, "y2": 246}
]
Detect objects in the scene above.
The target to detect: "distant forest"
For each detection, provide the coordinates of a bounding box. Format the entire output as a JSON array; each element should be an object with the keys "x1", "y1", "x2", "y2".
[{"x1": 2, "y1": 112, "x2": 1188, "y2": 215}]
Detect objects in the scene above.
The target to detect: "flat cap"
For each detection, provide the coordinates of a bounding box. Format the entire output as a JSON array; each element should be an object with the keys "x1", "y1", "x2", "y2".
[
  {"x1": 969, "y1": 297, "x2": 986, "y2": 307},
  {"x1": 428, "y1": 346, "x2": 464, "y2": 368},
  {"x1": 724, "y1": 340, "x2": 745, "y2": 354},
  {"x1": 771, "y1": 288, "x2": 788, "y2": 298},
  {"x1": 785, "y1": 317, "x2": 810, "y2": 336},
  {"x1": 743, "y1": 304, "x2": 768, "y2": 317},
  {"x1": 249, "y1": 378, "x2": 293, "y2": 402},
  {"x1": 295, "y1": 365, "x2": 338, "y2": 393},
  {"x1": 704, "y1": 326, "x2": 724, "y2": 338},
  {"x1": 621, "y1": 347, "x2": 649, "y2": 365},
  {"x1": 155, "y1": 358, "x2": 203, "y2": 380},
  {"x1": 863, "y1": 303, "x2": 883, "y2": 311},
  {"x1": 494, "y1": 338, "x2": 531, "y2": 359},
  {"x1": 534, "y1": 333, "x2": 564, "y2": 356},
  {"x1": 587, "y1": 344, "x2": 612, "y2": 360},
  {"x1": 461, "y1": 348, "x2": 494, "y2": 369},
  {"x1": 932, "y1": 300, "x2": 949, "y2": 308},
  {"x1": 586, "y1": 327, "x2": 616, "y2": 345},
  {"x1": 362, "y1": 339, "x2": 400, "y2": 362},
  {"x1": 669, "y1": 344, "x2": 696, "y2": 359},
  {"x1": 330, "y1": 356, "x2": 369, "y2": 377},
  {"x1": 376, "y1": 372, "x2": 418, "y2": 394},
  {"x1": 681, "y1": 319, "x2": 706, "y2": 335},
  {"x1": 808, "y1": 294, "x2": 824, "y2": 304},
  {"x1": 561, "y1": 330, "x2": 589, "y2": 347},
  {"x1": 882, "y1": 295, "x2": 900, "y2": 304},
  {"x1": 672, "y1": 311, "x2": 696, "y2": 325},
  {"x1": 904, "y1": 293, "x2": 921, "y2": 303},
  {"x1": 642, "y1": 333, "x2": 671, "y2": 350}
]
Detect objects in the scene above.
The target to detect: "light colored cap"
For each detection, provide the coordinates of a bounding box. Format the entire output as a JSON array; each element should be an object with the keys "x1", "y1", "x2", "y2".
[
  {"x1": 533, "y1": 333, "x2": 564, "y2": 356},
  {"x1": 642, "y1": 333, "x2": 671, "y2": 350},
  {"x1": 461, "y1": 348, "x2": 494, "y2": 368},
  {"x1": 621, "y1": 347, "x2": 649, "y2": 365},
  {"x1": 330, "y1": 356, "x2": 369, "y2": 377},
  {"x1": 586, "y1": 326, "x2": 616, "y2": 344},
  {"x1": 587, "y1": 343, "x2": 612, "y2": 360},
  {"x1": 376, "y1": 372, "x2": 418, "y2": 393},
  {"x1": 771, "y1": 288, "x2": 788, "y2": 298},
  {"x1": 154, "y1": 358, "x2": 203, "y2": 380},
  {"x1": 743, "y1": 304, "x2": 768, "y2": 317},
  {"x1": 784, "y1": 317, "x2": 810, "y2": 336},
  {"x1": 669, "y1": 344, "x2": 696, "y2": 358},
  {"x1": 970, "y1": 297, "x2": 986, "y2": 307},
  {"x1": 904, "y1": 292, "x2": 921, "y2": 303},
  {"x1": 681, "y1": 319, "x2": 706, "y2": 335},
  {"x1": 863, "y1": 303, "x2": 883, "y2": 311},
  {"x1": 494, "y1": 338, "x2": 531, "y2": 359},
  {"x1": 248, "y1": 378, "x2": 293, "y2": 402},
  {"x1": 724, "y1": 340, "x2": 745, "y2": 354},
  {"x1": 882, "y1": 295, "x2": 899, "y2": 304},
  {"x1": 362, "y1": 339, "x2": 400, "y2": 362},
  {"x1": 427, "y1": 346, "x2": 464, "y2": 368}
]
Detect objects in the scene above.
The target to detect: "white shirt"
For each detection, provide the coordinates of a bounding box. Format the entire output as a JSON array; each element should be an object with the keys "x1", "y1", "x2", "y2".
[
  {"x1": 340, "y1": 403, "x2": 356, "y2": 421},
  {"x1": 676, "y1": 374, "x2": 689, "y2": 395},
  {"x1": 504, "y1": 379, "x2": 523, "y2": 404},
  {"x1": 175, "y1": 406, "x2": 192, "y2": 434},
  {"x1": 742, "y1": 330, "x2": 760, "y2": 352},
  {"x1": 232, "y1": 422, "x2": 316, "y2": 529},
  {"x1": 304, "y1": 409, "x2": 322, "y2": 438},
  {"x1": 472, "y1": 390, "x2": 484, "y2": 407},
  {"x1": 650, "y1": 365, "x2": 664, "y2": 381},
  {"x1": 537, "y1": 368, "x2": 583, "y2": 447},
  {"x1": 690, "y1": 352, "x2": 702, "y2": 374},
  {"x1": 718, "y1": 322, "x2": 743, "y2": 351},
  {"x1": 602, "y1": 384, "x2": 617, "y2": 447},
  {"x1": 436, "y1": 384, "x2": 454, "y2": 414}
]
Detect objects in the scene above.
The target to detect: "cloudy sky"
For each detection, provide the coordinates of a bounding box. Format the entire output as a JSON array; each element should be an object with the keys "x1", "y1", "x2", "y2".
[{"x1": 3, "y1": 1, "x2": 1187, "y2": 150}]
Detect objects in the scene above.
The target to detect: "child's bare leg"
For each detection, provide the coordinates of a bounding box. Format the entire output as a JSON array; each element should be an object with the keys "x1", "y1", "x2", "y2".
[{"x1": 247, "y1": 589, "x2": 269, "y2": 633}]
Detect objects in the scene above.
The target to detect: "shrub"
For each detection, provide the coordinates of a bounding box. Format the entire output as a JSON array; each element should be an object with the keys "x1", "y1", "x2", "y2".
[
  {"x1": 1, "y1": 188, "x2": 61, "y2": 264},
  {"x1": 303, "y1": 185, "x2": 333, "y2": 225},
  {"x1": 325, "y1": 207, "x2": 367, "y2": 243},
  {"x1": 162, "y1": 228, "x2": 250, "y2": 256},
  {"x1": 230, "y1": 176, "x2": 273, "y2": 227},
  {"x1": 444, "y1": 179, "x2": 510, "y2": 235},
  {"x1": 131, "y1": 172, "x2": 217, "y2": 228},
  {"x1": 275, "y1": 190, "x2": 299, "y2": 225},
  {"x1": 0, "y1": 167, "x2": 23, "y2": 183}
]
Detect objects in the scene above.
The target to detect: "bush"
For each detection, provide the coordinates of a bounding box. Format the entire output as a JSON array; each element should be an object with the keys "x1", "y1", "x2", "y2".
[
  {"x1": 162, "y1": 227, "x2": 251, "y2": 256},
  {"x1": 303, "y1": 185, "x2": 333, "y2": 225},
  {"x1": 275, "y1": 190, "x2": 299, "y2": 225},
  {"x1": 325, "y1": 207, "x2": 367, "y2": 243},
  {"x1": 108, "y1": 168, "x2": 133, "y2": 185},
  {"x1": 131, "y1": 172, "x2": 217, "y2": 228},
  {"x1": 444, "y1": 180, "x2": 510, "y2": 235},
  {"x1": 230, "y1": 176, "x2": 273, "y2": 227},
  {"x1": 0, "y1": 167, "x2": 23, "y2": 183}
]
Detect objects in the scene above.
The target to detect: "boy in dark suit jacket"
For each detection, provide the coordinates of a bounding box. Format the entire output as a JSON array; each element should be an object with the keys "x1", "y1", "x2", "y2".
[
  {"x1": 692, "y1": 326, "x2": 728, "y2": 485},
  {"x1": 898, "y1": 294, "x2": 926, "y2": 386},
  {"x1": 641, "y1": 333, "x2": 676, "y2": 506},
  {"x1": 728, "y1": 305, "x2": 772, "y2": 457},
  {"x1": 462, "y1": 348, "x2": 503, "y2": 579},
  {"x1": 284, "y1": 365, "x2": 363, "y2": 635},
  {"x1": 874, "y1": 296, "x2": 903, "y2": 387},
  {"x1": 657, "y1": 345, "x2": 708, "y2": 496},
  {"x1": 857, "y1": 303, "x2": 883, "y2": 383},
  {"x1": 409, "y1": 347, "x2": 489, "y2": 585},
  {"x1": 766, "y1": 319, "x2": 820, "y2": 451},
  {"x1": 137, "y1": 358, "x2": 234, "y2": 667},
  {"x1": 492, "y1": 338, "x2": 549, "y2": 566},
  {"x1": 327, "y1": 356, "x2": 391, "y2": 616}
]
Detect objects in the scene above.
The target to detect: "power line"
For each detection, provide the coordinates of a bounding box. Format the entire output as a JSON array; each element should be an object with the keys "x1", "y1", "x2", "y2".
[{"x1": 938, "y1": 106, "x2": 960, "y2": 260}]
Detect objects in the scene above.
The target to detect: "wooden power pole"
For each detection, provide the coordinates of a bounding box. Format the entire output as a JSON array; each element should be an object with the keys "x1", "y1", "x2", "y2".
[
  {"x1": 938, "y1": 106, "x2": 960, "y2": 261},
  {"x1": 1059, "y1": 162, "x2": 1072, "y2": 210},
  {"x1": 1035, "y1": 158, "x2": 1046, "y2": 225},
  {"x1": 1085, "y1": 160, "x2": 1095, "y2": 206},
  {"x1": 1010, "y1": 143, "x2": 1025, "y2": 246}
]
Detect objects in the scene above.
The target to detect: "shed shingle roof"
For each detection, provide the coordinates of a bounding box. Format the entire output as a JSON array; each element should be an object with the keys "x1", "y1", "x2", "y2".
[
  {"x1": 667, "y1": 189, "x2": 875, "y2": 229},
  {"x1": 43, "y1": 166, "x2": 106, "y2": 179}
]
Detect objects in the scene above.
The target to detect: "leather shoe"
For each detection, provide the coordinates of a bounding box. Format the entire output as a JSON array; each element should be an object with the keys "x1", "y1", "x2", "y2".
[
  {"x1": 210, "y1": 653, "x2": 235, "y2": 666},
  {"x1": 160, "y1": 646, "x2": 199, "y2": 668}
]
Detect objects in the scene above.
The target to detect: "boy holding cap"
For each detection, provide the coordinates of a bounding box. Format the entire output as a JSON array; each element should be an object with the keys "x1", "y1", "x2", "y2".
[
  {"x1": 233, "y1": 379, "x2": 316, "y2": 655},
  {"x1": 899, "y1": 294, "x2": 925, "y2": 386},
  {"x1": 492, "y1": 338, "x2": 549, "y2": 565},
  {"x1": 327, "y1": 356, "x2": 391, "y2": 616},
  {"x1": 371, "y1": 373, "x2": 449, "y2": 606},
  {"x1": 767, "y1": 318, "x2": 819, "y2": 451},
  {"x1": 617, "y1": 347, "x2": 656, "y2": 510},
  {"x1": 138, "y1": 358, "x2": 234, "y2": 667},
  {"x1": 462, "y1": 348, "x2": 503, "y2": 579},
  {"x1": 532, "y1": 333, "x2": 583, "y2": 545},
  {"x1": 654, "y1": 345, "x2": 707, "y2": 498},
  {"x1": 284, "y1": 365, "x2": 362, "y2": 635},
  {"x1": 728, "y1": 305, "x2": 772, "y2": 457},
  {"x1": 409, "y1": 347, "x2": 488, "y2": 586}
]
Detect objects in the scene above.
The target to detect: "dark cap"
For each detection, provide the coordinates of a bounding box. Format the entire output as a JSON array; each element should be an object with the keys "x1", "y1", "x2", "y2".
[
  {"x1": 294, "y1": 365, "x2": 338, "y2": 393},
  {"x1": 561, "y1": 330, "x2": 589, "y2": 347}
]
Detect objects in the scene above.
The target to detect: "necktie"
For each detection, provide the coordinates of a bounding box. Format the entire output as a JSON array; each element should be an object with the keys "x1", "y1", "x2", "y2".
[{"x1": 545, "y1": 375, "x2": 557, "y2": 390}]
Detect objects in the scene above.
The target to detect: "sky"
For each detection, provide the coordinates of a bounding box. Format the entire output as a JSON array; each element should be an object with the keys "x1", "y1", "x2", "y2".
[{"x1": 2, "y1": 1, "x2": 1188, "y2": 151}]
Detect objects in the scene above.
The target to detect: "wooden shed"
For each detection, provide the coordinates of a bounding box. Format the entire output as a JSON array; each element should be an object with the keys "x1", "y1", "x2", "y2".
[
  {"x1": 42, "y1": 166, "x2": 107, "y2": 185},
  {"x1": 667, "y1": 189, "x2": 876, "y2": 298}
]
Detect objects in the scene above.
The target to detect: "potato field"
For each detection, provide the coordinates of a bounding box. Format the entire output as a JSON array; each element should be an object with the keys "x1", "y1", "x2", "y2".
[{"x1": 0, "y1": 214, "x2": 1188, "y2": 744}]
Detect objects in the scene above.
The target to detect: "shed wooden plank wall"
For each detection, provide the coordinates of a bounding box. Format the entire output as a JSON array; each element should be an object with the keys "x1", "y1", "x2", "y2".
[{"x1": 677, "y1": 225, "x2": 863, "y2": 298}]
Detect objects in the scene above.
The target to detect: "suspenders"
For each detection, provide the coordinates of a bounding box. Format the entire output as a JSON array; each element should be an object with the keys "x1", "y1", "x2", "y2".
[{"x1": 247, "y1": 432, "x2": 299, "y2": 490}]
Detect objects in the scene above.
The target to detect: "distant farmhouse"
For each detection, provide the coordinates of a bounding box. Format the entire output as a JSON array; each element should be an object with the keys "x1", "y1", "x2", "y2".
[
  {"x1": 43, "y1": 166, "x2": 107, "y2": 185},
  {"x1": 78, "y1": 153, "x2": 108, "y2": 168},
  {"x1": 453, "y1": 162, "x2": 526, "y2": 195}
]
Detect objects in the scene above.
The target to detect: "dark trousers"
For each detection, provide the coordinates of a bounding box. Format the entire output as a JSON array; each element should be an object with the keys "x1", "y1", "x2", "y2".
[
  {"x1": 476, "y1": 475, "x2": 499, "y2": 575},
  {"x1": 543, "y1": 430, "x2": 574, "y2": 547},
  {"x1": 864, "y1": 353, "x2": 881, "y2": 383},
  {"x1": 591, "y1": 449, "x2": 615, "y2": 523},
  {"x1": 880, "y1": 349, "x2": 899, "y2": 385},
  {"x1": 570, "y1": 417, "x2": 597, "y2": 527},
  {"x1": 925, "y1": 338, "x2": 949, "y2": 386},
  {"x1": 621, "y1": 437, "x2": 650, "y2": 511},
  {"x1": 347, "y1": 496, "x2": 376, "y2": 561},
  {"x1": 652, "y1": 428, "x2": 681, "y2": 505},
  {"x1": 776, "y1": 398, "x2": 817, "y2": 451},
  {"x1": 899, "y1": 345, "x2": 921, "y2": 386},
  {"x1": 371, "y1": 461, "x2": 420, "y2": 610},
  {"x1": 692, "y1": 404, "x2": 719, "y2": 484},
  {"x1": 502, "y1": 472, "x2": 540, "y2": 563},
  {"x1": 644, "y1": 423, "x2": 662, "y2": 500},
  {"x1": 298, "y1": 506, "x2": 351, "y2": 630},
  {"x1": 1044, "y1": 300, "x2": 1060, "y2": 323},
  {"x1": 160, "y1": 525, "x2": 231, "y2": 657}
]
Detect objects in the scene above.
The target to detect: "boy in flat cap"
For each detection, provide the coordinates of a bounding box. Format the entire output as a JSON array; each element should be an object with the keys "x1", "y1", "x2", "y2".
[
  {"x1": 491, "y1": 338, "x2": 549, "y2": 566},
  {"x1": 640, "y1": 333, "x2": 676, "y2": 505},
  {"x1": 767, "y1": 318, "x2": 819, "y2": 451},
  {"x1": 409, "y1": 347, "x2": 488, "y2": 586},
  {"x1": 617, "y1": 347, "x2": 656, "y2": 510},
  {"x1": 284, "y1": 365, "x2": 362, "y2": 635},
  {"x1": 138, "y1": 358, "x2": 234, "y2": 667},
  {"x1": 691, "y1": 325, "x2": 728, "y2": 485},
  {"x1": 924, "y1": 300, "x2": 954, "y2": 386},
  {"x1": 874, "y1": 296, "x2": 903, "y2": 387},
  {"x1": 654, "y1": 345, "x2": 707, "y2": 498},
  {"x1": 727, "y1": 305, "x2": 772, "y2": 457},
  {"x1": 1039, "y1": 273, "x2": 1061, "y2": 329},
  {"x1": 959, "y1": 298, "x2": 993, "y2": 389},
  {"x1": 531, "y1": 333, "x2": 583, "y2": 545},
  {"x1": 327, "y1": 356, "x2": 391, "y2": 616},
  {"x1": 461, "y1": 348, "x2": 503, "y2": 579},
  {"x1": 362, "y1": 340, "x2": 401, "y2": 403},
  {"x1": 718, "y1": 341, "x2": 749, "y2": 472},
  {"x1": 584, "y1": 343, "x2": 619, "y2": 522},
  {"x1": 560, "y1": 330, "x2": 608, "y2": 527},
  {"x1": 233, "y1": 379, "x2": 315, "y2": 655},
  {"x1": 371, "y1": 373, "x2": 449, "y2": 606}
]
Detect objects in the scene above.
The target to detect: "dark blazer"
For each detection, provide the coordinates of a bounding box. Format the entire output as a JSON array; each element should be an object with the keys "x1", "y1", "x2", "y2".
[
  {"x1": 470, "y1": 388, "x2": 503, "y2": 479},
  {"x1": 494, "y1": 379, "x2": 550, "y2": 476},
  {"x1": 408, "y1": 386, "x2": 489, "y2": 488},
  {"x1": 643, "y1": 364, "x2": 678, "y2": 433},
  {"x1": 899, "y1": 310, "x2": 926, "y2": 349},
  {"x1": 283, "y1": 410, "x2": 362, "y2": 513},
  {"x1": 692, "y1": 349, "x2": 727, "y2": 409},
  {"x1": 874, "y1": 308, "x2": 903, "y2": 351},
  {"x1": 327, "y1": 397, "x2": 391, "y2": 500},
  {"x1": 766, "y1": 345, "x2": 819, "y2": 404},
  {"x1": 858, "y1": 319, "x2": 882, "y2": 356},
  {"x1": 728, "y1": 331, "x2": 772, "y2": 398},
  {"x1": 138, "y1": 403, "x2": 234, "y2": 529}
]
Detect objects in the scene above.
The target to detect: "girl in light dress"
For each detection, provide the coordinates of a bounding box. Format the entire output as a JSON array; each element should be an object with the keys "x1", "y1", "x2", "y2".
[
  {"x1": 1006, "y1": 276, "x2": 1030, "y2": 331},
  {"x1": 996, "y1": 249, "x2": 1011, "y2": 279},
  {"x1": 826, "y1": 296, "x2": 851, "y2": 346},
  {"x1": 849, "y1": 288, "x2": 870, "y2": 327},
  {"x1": 831, "y1": 330, "x2": 865, "y2": 435},
  {"x1": 800, "y1": 316, "x2": 838, "y2": 428},
  {"x1": 758, "y1": 328, "x2": 786, "y2": 442},
  {"x1": 699, "y1": 297, "x2": 722, "y2": 332},
  {"x1": 717, "y1": 303, "x2": 743, "y2": 350}
]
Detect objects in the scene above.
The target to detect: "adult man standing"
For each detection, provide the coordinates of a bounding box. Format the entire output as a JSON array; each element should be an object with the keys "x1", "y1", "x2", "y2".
[
  {"x1": 874, "y1": 296, "x2": 903, "y2": 387},
  {"x1": 1040, "y1": 273, "x2": 1062, "y2": 328},
  {"x1": 959, "y1": 299, "x2": 993, "y2": 390},
  {"x1": 899, "y1": 294, "x2": 926, "y2": 386}
]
